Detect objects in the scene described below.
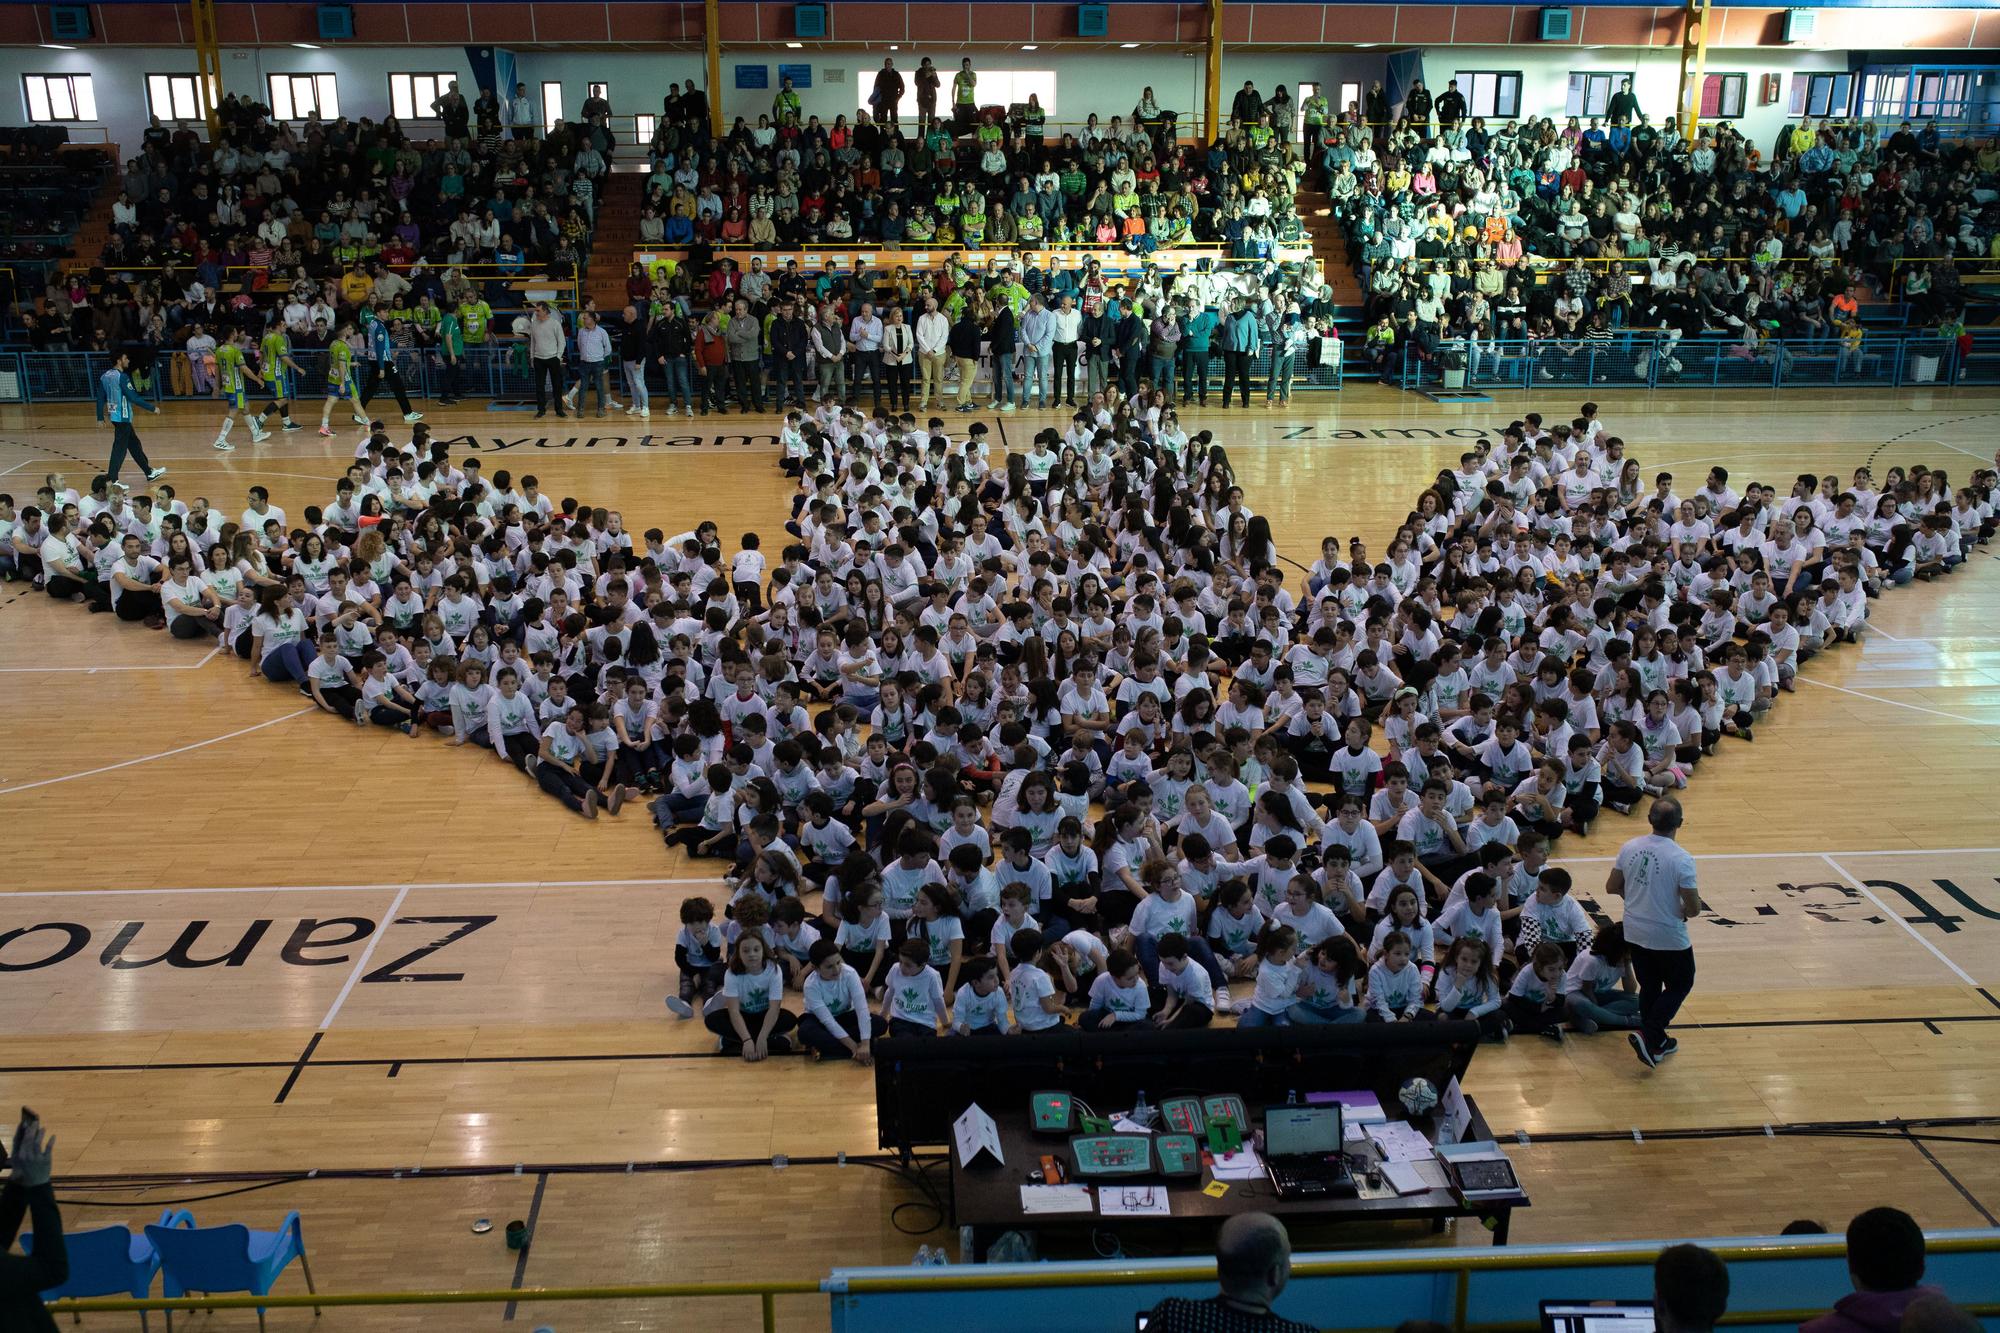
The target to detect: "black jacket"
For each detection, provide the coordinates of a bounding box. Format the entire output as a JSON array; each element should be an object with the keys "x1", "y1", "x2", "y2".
[
  {"x1": 947, "y1": 316, "x2": 984, "y2": 361},
  {"x1": 0, "y1": 1181, "x2": 66, "y2": 1332}
]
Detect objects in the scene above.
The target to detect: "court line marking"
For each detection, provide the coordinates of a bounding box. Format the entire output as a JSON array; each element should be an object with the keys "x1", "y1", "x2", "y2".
[
  {"x1": 0, "y1": 661, "x2": 218, "y2": 674},
  {"x1": 1793, "y1": 675, "x2": 1998, "y2": 725},
  {"x1": 318, "y1": 882, "x2": 410, "y2": 1031},
  {"x1": 4, "y1": 850, "x2": 1996, "y2": 899},
  {"x1": 1822, "y1": 852, "x2": 1982, "y2": 989},
  {"x1": 0, "y1": 707, "x2": 315, "y2": 797},
  {"x1": 0, "y1": 876, "x2": 724, "y2": 898}
]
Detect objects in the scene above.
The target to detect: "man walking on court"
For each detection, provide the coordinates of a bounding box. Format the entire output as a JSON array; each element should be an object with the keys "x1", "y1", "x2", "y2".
[
  {"x1": 1607, "y1": 795, "x2": 1701, "y2": 1068},
  {"x1": 100, "y1": 352, "x2": 166, "y2": 486}
]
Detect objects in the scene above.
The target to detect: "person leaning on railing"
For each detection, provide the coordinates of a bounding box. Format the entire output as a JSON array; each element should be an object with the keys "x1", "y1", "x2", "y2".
[{"x1": 0, "y1": 1112, "x2": 63, "y2": 1333}]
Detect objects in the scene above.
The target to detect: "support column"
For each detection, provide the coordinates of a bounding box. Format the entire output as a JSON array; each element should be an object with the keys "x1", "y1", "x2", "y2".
[
  {"x1": 190, "y1": 0, "x2": 223, "y2": 138},
  {"x1": 705, "y1": 0, "x2": 724, "y2": 138},
  {"x1": 1204, "y1": 0, "x2": 1224, "y2": 141},
  {"x1": 1676, "y1": 0, "x2": 1710, "y2": 143}
]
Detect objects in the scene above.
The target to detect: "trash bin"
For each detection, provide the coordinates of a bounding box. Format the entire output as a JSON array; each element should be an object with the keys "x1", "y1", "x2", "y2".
[{"x1": 1910, "y1": 353, "x2": 1940, "y2": 384}]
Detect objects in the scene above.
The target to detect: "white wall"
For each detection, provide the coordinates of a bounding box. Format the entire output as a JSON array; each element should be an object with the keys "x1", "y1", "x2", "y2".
[{"x1": 0, "y1": 40, "x2": 1848, "y2": 155}]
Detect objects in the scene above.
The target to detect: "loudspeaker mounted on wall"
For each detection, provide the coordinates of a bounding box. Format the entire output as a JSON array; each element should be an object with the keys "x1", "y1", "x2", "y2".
[
  {"x1": 794, "y1": 3, "x2": 828, "y2": 38},
  {"x1": 48, "y1": 4, "x2": 92, "y2": 39},
  {"x1": 1538, "y1": 7, "x2": 1573, "y2": 41},
  {"x1": 1078, "y1": 4, "x2": 1109, "y2": 38},
  {"x1": 1782, "y1": 9, "x2": 1817, "y2": 42},
  {"x1": 315, "y1": 3, "x2": 354, "y2": 39}
]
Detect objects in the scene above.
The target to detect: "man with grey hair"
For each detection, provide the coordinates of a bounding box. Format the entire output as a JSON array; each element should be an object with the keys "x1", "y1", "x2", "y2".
[{"x1": 1142, "y1": 1213, "x2": 1315, "y2": 1332}]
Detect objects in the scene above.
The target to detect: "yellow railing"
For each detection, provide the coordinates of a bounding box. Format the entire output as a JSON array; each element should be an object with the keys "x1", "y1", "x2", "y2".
[{"x1": 50, "y1": 1235, "x2": 2000, "y2": 1330}]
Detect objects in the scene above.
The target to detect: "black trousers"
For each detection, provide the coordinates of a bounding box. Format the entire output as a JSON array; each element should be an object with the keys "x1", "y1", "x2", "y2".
[
  {"x1": 730, "y1": 360, "x2": 763, "y2": 412},
  {"x1": 532, "y1": 356, "x2": 566, "y2": 413},
  {"x1": 884, "y1": 360, "x2": 913, "y2": 409},
  {"x1": 1630, "y1": 943, "x2": 1695, "y2": 1053},
  {"x1": 1052, "y1": 342, "x2": 1077, "y2": 401},
  {"x1": 1222, "y1": 349, "x2": 1252, "y2": 406},
  {"x1": 360, "y1": 359, "x2": 414, "y2": 416},
  {"x1": 107, "y1": 421, "x2": 154, "y2": 483}
]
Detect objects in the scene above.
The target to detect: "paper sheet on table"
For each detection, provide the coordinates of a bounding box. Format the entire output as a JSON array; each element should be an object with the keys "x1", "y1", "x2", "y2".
[
  {"x1": 1343, "y1": 1121, "x2": 1368, "y2": 1144},
  {"x1": 1111, "y1": 1115, "x2": 1150, "y2": 1133},
  {"x1": 1019, "y1": 1184, "x2": 1095, "y2": 1214},
  {"x1": 1368, "y1": 1122, "x2": 1438, "y2": 1163},
  {"x1": 1210, "y1": 1147, "x2": 1264, "y2": 1180},
  {"x1": 1381, "y1": 1158, "x2": 1452, "y2": 1196},
  {"x1": 1098, "y1": 1185, "x2": 1172, "y2": 1217}
]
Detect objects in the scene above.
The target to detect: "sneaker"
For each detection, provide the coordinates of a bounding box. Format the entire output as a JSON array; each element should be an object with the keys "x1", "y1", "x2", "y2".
[
  {"x1": 582, "y1": 788, "x2": 599, "y2": 819},
  {"x1": 664, "y1": 995, "x2": 694, "y2": 1019},
  {"x1": 607, "y1": 400, "x2": 625, "y2": 413},
  {"x1": 1539, "y1": 1026, "x2": 1566, "y2": 1043},
  {"x1": 145, "y1": 467, "x2": 169, "y2": 481},
  {"x1": 354, "y1": 698, "x2": 369, "y2": 726},
  {"x1": 282, "y1": 421, "x2": 302, "y2": 432},
  {"x1": 535, "y1": 410, "x2": 547, "y2": 420},
  {"x1": 399, "y1": 721, "x2": 416, "y2": 735},
  {"x1": 212, "y1": 438, "x2": 236, "y2": 452},
  {"x1": 1655, "y1": 1037, "x2": 1679, "y2": 1059},
  {"x1": 999, "y1": 402, "x2": 1016, "y2": 413},
  {"x1": 1628, "y1": 1033, "x2": 1658, "y2": 1068},
  {"x1": 606, "y1": 786, "x2": 626, "y2": 816},
  {"x1": 640, "y1": 405, "x2": 651, "y2": 419},
  {"x1": 662, "y1": 405, "x2": 675, "y2": 417},
  {"x1": 352, "y1": 413, "x2": 369, "y2": 426},
  {"x1": 403, "y1": 412, "x2": 424, "y2": 424},
  {"x1": 249, "y1": 429, "x2": 269, "y2": 444},
  {"x1": 318, "y1": 425, "x2": 335, "y2": 437},
  {"x1": 1212, "y1": 986, "x2": 1233, "y2": 1015}
]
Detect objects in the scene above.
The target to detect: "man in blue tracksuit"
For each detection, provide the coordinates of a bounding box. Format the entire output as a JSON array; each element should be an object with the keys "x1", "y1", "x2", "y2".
[
  {"x1": 359, "y1": 311, "x2": 422, "y2": 423},
  {"x1": 1222, "y1": 298, "x2": 1262, "y2": 408},
  {"x1": 101, "y1": 351, "x2": 164, "y2": 485}
]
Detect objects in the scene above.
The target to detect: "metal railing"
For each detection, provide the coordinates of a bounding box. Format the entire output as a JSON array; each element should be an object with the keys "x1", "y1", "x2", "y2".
[
  {"x1": 1390, "y1": 328, "x2": 2000, "y2": 392},
  {"x1": 46, "y1": 1234, "x2": 2000, "y2": 1331}
]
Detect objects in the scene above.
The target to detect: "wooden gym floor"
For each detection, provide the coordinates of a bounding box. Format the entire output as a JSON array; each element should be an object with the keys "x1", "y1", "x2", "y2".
[{"x1": 3, "y1": 385, "x2": 1999, "y2": 1328}]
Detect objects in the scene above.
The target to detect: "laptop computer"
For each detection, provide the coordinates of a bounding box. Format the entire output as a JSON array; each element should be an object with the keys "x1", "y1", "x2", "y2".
[
  {"x1": 1261, "y1": 1104, "x2": 1355, "y2": 1199},
  {"x1": 1541, "y1": 1301, "x2": 1658, "y2": 1333}
]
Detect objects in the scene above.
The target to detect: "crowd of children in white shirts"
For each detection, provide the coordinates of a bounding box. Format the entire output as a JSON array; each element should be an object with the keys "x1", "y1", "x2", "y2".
[{"x1": 5, "y1": 392, "x2": 1992, "y2": 1063}]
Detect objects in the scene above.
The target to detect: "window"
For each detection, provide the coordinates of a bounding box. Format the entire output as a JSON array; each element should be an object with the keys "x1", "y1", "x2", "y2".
[
  {"x1": 1913, "y1": 71, "x2": 1969, "y2": 119},
  {"x1": 1454, "y1": 70, "x2": 1521, "y2": 119},
  {"x1": 1563, "y1": 72, "x2": 1626, "y2": 118},
  {"x1": 147, "y1": 73, "x2": 203, "y2": 122},
  {"x1": 23, "y1": 73, "x2": 96, "y2": 123},
  {"x1": 635, "y1": 113, "x2": 657, "y2": 146},
  {"x1": 1338, "y1": 82, "x2": 1362, "y2": 117},
  {"x1": 1861, "y1": 70, "x2": 1907, "y2": 119},
  {"x1": 1699, "y1": 73, "x2": 1746, "y2": 120},
  {"x1": 268, "y1": 72, "x2": 338, "y2": 120},
  {"x1": 390, "y1": 72, "x2": 459, "y2": 121},
  {"x1": 1796, "y1": 71, "x2": 1854, "y2": 118},
  {"x1": 861, "y1": 68, "x2": 1056, "y2": 121},
  {"x1": 541, "y1": 80, "x2": 565, "y2": 132}
]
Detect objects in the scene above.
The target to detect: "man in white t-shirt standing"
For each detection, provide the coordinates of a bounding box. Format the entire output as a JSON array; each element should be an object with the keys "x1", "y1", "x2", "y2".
[{"x1": 1606, "y1": 796, "x2": 1701, "y2": 1068}]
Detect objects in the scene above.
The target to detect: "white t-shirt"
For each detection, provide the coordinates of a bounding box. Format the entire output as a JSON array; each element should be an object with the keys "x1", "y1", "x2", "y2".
[
  {"x1": 1614, "y1": 832, "x2": 1698, "y2": 951},
  {"x1": 1009, "y1": 962, "x2": 1063, "y2": 1031}
]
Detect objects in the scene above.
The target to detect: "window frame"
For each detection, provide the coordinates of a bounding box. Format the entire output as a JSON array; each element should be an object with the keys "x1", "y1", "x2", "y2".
[
  {"x1": 1564, "y1": 71, "x2": 1629, "y2": 119},
  {"x1": 267, "y1": 72, "x2": 339, "y2": 121},
  {"x1": 541, "y1": 79, "x2": 565, "y2": 132},
  {"x1": 389, "y1": 71, "x2": 460, "y2": 122},
  {"x1": 1453, "y1": 69, "x2": 1522, "y2": 120},
  {"x1": 23, "y1": 72, "x2": 97, "y2": 123},
  {"x1": 1699, "y1": 72, "x2": 1747, "y2": 121},
  {"x1": 146, "y1": 72, "x2": 203, "y2": 123},
  {"x1": 634, "y1": 112, "x2": 657, "y2": 146}
]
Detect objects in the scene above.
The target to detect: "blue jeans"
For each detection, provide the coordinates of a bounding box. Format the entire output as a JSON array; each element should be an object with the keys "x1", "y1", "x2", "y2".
[
  {"x1": 621, "y1": 359, "x2": 649, "y2": 411},
  {"x1": 991, "y1": 352, "x2": 1014, "y2": 406},
  {"x1": 1266, "y1": 351, "x2": 1296, "y2": 401},
  {"x1": 1235, "y1": 1006, "x2": 1290, "y2": 1028},
  {"x1": 1564, "y1": 986, "x2": 1641, "y2": 1034},
  {"x1": 661, "y1": 357, "x2": 692, "y2": 409},
  {"x1": 1150, "y1": 353, "x2": 1176, "y2": 399},
  {"x1": 1024, "y1": 350, "x2": 1053, "y2": 405},
  {"x1": 1289, "y1": 1001, "x2": 1364, "y2": 1025},
  {"x1": 1136, "y1": 933, "x2": 1227, "y2": 988}
]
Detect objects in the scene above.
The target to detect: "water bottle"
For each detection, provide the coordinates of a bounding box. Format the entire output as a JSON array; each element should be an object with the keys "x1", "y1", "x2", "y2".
[
  {"x1": 1287, "y1": 1089, "x2": 1299, "y2": 1105},
  {"x1": 913, "y1": 1245, "x2": 933, "y2": 1266},
  {"x1": 1131, "y1": 1089, "x2": 1155, "y2": 1128}
]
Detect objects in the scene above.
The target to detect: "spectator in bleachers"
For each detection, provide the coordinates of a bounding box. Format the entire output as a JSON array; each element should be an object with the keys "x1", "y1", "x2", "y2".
[
  {"x1": 1143, "y1": 1213, "x2": 1316, "y2": 1333},
  {"x1": 1801, "y1": 1208, "x2": 1943, "y2": 1333}
]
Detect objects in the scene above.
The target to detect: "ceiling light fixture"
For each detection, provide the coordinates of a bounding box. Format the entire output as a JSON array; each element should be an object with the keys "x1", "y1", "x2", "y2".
[
  {"x1": 292, "y1": 41, "x2": 320, "y2": 49},
  {"x1": 1120, "y1": 41, "x2": 1139, "y2": 48},
  {"x1": 40, "y1": 42, "x2": 76, "y2": 50},
  {"x1": 1021, "y1": 43, "x2": 1038, "y2": 50},
  {"x1": 785, "y1": 40, "x2": 803, "y2": 48}
]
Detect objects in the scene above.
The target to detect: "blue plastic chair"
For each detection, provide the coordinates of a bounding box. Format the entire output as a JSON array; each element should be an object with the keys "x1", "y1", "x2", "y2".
[
  {"x1": 145, "y1": 1212, "x2": 319, "y2": 1332},
  {"x1": 27, "y1": 1207, "x2": 193, "y2": 1331}
]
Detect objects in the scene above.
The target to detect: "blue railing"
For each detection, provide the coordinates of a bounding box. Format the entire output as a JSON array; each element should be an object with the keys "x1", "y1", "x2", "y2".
[
  {"x1": 1390, "y1": 330, "x2": 2000, "y2": 392},
  {"x1": 4, "y1": 328, "x2": 1998, "y2": 410}
]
